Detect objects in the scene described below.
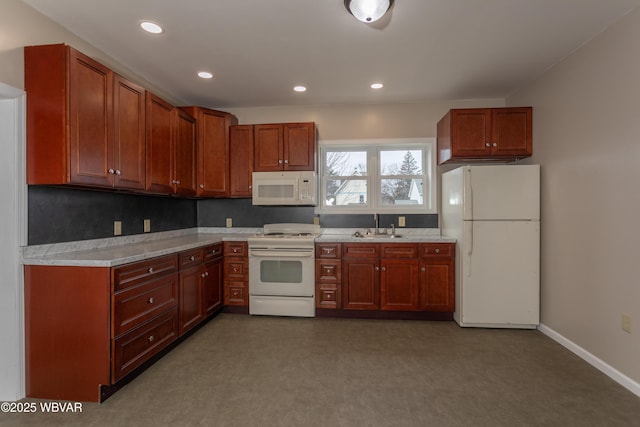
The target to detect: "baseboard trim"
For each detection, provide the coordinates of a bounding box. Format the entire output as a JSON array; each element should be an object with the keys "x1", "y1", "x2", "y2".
[{"x1": 538, "y1": 323, "x2": 640, "y2": 398}]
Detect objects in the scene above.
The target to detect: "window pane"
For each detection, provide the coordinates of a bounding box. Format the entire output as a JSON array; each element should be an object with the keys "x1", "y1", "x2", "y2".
[
  {"x1": 326, "y1": 179, "x2": 368, "y2": 206},
  {"x1": 326, "y1": 151, "x2": 367, "y2": 176},
  {"x1": 380, "y1": 179, "x2": 423, "y2": 205},
  {"x1": 380, "y1": 150, "x2": 422, "y2": 176}
]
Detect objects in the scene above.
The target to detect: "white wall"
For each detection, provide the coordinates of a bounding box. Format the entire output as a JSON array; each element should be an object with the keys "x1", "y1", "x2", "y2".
[
  {"x1": 508, "y1": 8, "x2": 640, "y2": 386},
  {"x1": 0, "y1": 83, "x2": 26, "y2": 401}
]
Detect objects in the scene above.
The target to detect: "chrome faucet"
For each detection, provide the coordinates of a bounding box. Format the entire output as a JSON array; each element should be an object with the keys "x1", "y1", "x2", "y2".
[{"x1": 390, "y1": 223, "x2": 395, "y2": 235}]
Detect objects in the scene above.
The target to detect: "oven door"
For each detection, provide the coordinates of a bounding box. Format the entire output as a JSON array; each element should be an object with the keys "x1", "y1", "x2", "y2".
[{"x1": 249, "y1": 247, "x2": 315, "y2": 297}]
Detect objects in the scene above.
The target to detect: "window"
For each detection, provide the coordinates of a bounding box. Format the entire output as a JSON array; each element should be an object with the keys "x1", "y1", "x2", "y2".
[{"x1": 317, "y1": 138, "x2": 436, "y2": 214}]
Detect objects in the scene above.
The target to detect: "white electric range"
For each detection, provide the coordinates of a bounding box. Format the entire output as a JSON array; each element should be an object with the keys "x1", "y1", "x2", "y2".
[{"x1": 247, "y1": 223, "x2": 320, "y2": 317}]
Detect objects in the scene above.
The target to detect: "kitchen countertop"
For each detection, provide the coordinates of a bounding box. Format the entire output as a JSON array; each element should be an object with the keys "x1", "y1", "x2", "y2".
[{"x1": 22, "y1": 227, "x2": 455, "y2": 267}]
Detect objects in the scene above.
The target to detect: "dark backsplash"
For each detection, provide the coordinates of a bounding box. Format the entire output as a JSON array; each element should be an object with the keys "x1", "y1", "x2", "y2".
[{"x1": 28, "y1": 188, "x2": 438, "y2": 245}]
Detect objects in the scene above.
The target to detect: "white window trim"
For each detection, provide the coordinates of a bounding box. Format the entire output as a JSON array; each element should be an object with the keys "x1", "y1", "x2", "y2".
[{"x1": 315, "y1": 137, "x2": 437, "y2": 215}]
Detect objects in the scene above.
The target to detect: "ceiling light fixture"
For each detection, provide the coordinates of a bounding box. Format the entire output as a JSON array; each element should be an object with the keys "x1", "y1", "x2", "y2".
[
  {"x1": 293, "y1": 86, "x2": 307, "y2": 92},
  {"x1": 139, "y1": 20, "x2": 163, "y2": 34},
  {"x1": 371, "y1": 83, "x2": 384, "y2": 89},
  {"x1": 344, "y1": 0, "x2": 394, "y2": 23},
  {"x1": 197, "y1": 71, "x2": 214, "y2": 79}
]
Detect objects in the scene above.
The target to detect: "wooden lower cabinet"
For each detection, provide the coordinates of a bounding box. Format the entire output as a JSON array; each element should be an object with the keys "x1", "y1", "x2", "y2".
[
  {"x1": 24, "y1": 243, "x2": 225, "y2": 403},
  {"x1": 223, "y1": 242, "x2": 248, "y2": 307},
  {"x1": 316, "y1": 241, "x2": 455, "y2": 317}
]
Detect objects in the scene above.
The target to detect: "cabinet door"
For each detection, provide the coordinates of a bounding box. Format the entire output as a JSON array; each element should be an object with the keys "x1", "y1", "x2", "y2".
[
  {"x1": 490, "y1": 107, "x2": 532, "y2": 157},
  {"x1": 283, "y1": 122, "x2": 315, "y2": 171},
  {"x1": 68, "y1": 48, "x2": 113, "y2": 187},
  {"x1": 254, "y1": 124, "x2": 284, "y2": 171},
  {"x1": 202, "y1": 257, "x2": 223, "y2": 315},
  {"x1": 173, "y1": 109, "x2": 197, "y2": 196},
  {"x1": 450, "y1": 109, "x2": 492, "y2": 158},
  {"x1": 113, "y1": 74, "x2": 146, "y2": 190},
  {"x1": 229, "y1": 125, "x2": 254, "y2": 197},
  {"x1": 198, "y1": 109, "x2": 230, "y2": 196},
  {"x1": 380, "y1": 258, "x2": 419, "y2": 311},
  {"x1": 179, "y1": 266, "x2": 204, "y2": 335},
  {"x1": 342, "y1": 258, "x2": 380, "y2": 310},
  {"x1": 145, "y1": 93, "x2": 175, "y2": 194},
  {"x1": 420, "y1": 259, "x2": 454, "y2": 312}
]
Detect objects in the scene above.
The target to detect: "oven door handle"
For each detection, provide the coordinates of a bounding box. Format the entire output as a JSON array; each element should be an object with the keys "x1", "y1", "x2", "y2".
[{"x1": 250, "y1": 250, "x2": 314, "y2": 258}]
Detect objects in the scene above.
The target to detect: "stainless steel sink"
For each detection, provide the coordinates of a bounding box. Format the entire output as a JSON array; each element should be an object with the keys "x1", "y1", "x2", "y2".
[{"x1": 353, "y1": 232, "x2": 402, "y2": 239}]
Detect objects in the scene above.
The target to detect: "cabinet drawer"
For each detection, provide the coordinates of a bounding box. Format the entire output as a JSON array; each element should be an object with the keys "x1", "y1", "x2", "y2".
[
  {"x1": 343, "y1": 243, "x2": 379, "y2": 258},
  {"x1": 419, "y1": 243, "x2": 454, "y2": 258},
  {"x1": 112, "y1": 308, "x2": 178, "y2": 382},
  {"x1": 224, "y1": 259, "x2": 248, "y2": 280},
  {"x1": 316, "y1": 243, "x2": 342, "y2": 259},
  {"x1": 381, "y1": 243, "x2": 418, "y2": 258},
  {"x1": 113, "y1": 254, "x2": 179, "y2": 291},
  {"x1": 224, "y1": 241, "x2": 247, "y2": 257},
  {"x1": 224, "y1": 281, "x2": 247, "y2": 305},
  {"x1": 315, "y1": 259, "x2": 341, "y2": 283},
  {"x1": 203, "y1": 243, "x2": 223, "y2": 262},
  {"x1": 316, "y1": 284, "x2": 340, "y2": 309},
  {"x1": 179, "y1": 248, "x2": 204, "y2": 269},
  {"x1": 112, "y1": 273, "x2": 179, "y2": 337}
]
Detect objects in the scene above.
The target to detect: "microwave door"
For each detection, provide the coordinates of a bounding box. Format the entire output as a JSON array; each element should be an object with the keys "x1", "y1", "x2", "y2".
[{"x1": 256, "y1": 179, "x2": 298, "y2": 205}]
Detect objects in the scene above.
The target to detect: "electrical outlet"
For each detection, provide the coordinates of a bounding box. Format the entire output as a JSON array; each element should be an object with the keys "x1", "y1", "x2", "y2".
[
  {"x1": 144, "y1": 219, "x2": 151, "y2": 233},
  {"x1": 622, "y1": 313, "x2": 632, "y2": 333},
  {"x1": 313, "y1": 216, "x2": 320, "y2": 226},
  {"x1": 398, "y1": 216, "x2": 406, "y2": 227},
  {"x1": 226, "y1": 218, "x2": 233, "y2": 228},
  {"x1": 114, "y1": 221, "x2": 122, "y2": 236}
]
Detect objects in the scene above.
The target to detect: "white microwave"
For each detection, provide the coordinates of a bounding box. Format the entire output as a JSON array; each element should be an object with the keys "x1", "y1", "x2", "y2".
[{"x1": 252, "y1": 171, "x2": 317, "y2": 206}]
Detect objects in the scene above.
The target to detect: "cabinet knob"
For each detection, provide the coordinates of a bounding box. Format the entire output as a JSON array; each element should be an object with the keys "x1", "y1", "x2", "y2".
[
  {"x1": 189, "y1": 255, "x2": 195, "y2": 261},
  {"x1": 284, "y1": 159, "x2": 289, "y2": 164},
  {"x1": 375, "y1": 266, "x2": 380, "y2": 271},
  {"x1": 108, "y1": 168, "x2": 115, "y2": 174},
  {"x1": 115, "y1": 169, "x2": 122, "y2": 176},
  {"x1": 493, "y1": 143, "x2": 497, "y2": 147},
  {"x1": 201, "y1": 272, "x2": 206, "y2": 278},
  {"x1": 485, "y1": 142, "x2": 490, "y2": 147},
  {"x1": 175, "y1": 180, "x2": 181, "y2": 185},
  {"x1": 211, "y1": 249, "x2": 217, "y2": 254},
  {"x1": 435, "y1": 249, "x2": 440, "y2": 253},
  {"x1": 205, "y1": 272, "x2": 209, "y2": 277},
  {"x1": 381, "y1": 267, "x2": 386, "y2": 272},
  {"x1": 233, "y1": 248, "x2": 238, "y2": 253},
  {"x1": 200, "y1": 184, "x2": 205, "y2": 189},
  {"x1": 421, "y1": 267, "x2": 426, "y2": 272},
  {"x1": 148, "y1": 267, "x2": 154, "y2": 273},
  {"x1": 148, "y1": 335, "x2": 155, "y2": 343},
  {"x1": 147, "y1": 297, "x2": 154, "y2": 304},
  {"x1": 249, "y1": 185, "x2": 252, "y2": 189}
]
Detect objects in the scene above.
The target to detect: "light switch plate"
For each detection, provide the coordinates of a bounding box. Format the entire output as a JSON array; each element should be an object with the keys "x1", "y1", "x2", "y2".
[
  {"x1": 226, "y1": 218, "x2": 232, "y2": 228},
  {"x1": 398, "y1": 216, "x2": 406, "y2": 227},
  {"x1": 114, "y1": 221, "x2": 122, "y2": 236},
  {"x1": 144, "y1": 219, "x2": 151, "y2": 233}
]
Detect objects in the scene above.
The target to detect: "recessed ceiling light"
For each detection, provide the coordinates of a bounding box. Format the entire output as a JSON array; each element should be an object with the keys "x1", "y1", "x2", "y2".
[
  {"x1": 197, "y1": 71, "x2": 214, "y2": 79},
  {"x1": 293, "y1": 86, "x2": 307, "y2": 92},
  {"x1": 371, "y1": 83, "x2": 384, "y2": 89},
  {"x1": 140, "y1": 21, "x2": 163, "y2": 34}
]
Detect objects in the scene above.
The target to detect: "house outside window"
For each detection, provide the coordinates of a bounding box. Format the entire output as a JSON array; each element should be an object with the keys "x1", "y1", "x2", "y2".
[{"x1": 317, "y1": 138, "x2": 436, "y2": 214}]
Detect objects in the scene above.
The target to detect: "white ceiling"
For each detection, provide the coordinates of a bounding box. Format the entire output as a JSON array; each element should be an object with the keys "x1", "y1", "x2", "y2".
[{"x1": 22, "y1": 0, "x2": 640, "y2": 109}]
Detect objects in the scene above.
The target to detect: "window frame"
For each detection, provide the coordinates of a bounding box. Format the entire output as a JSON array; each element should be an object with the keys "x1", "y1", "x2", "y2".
[{"x1": 316, "y1": 138, "x2": 437, "y2": 214}]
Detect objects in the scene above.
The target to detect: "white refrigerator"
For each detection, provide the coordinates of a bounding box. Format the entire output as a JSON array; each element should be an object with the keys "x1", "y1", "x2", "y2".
[{"x1": 441, "y1": 165, "x2": 540, "y2": 328}]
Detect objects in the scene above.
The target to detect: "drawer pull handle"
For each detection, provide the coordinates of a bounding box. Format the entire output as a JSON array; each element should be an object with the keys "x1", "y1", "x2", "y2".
[
  {"x1": 147, "y1": 297, "x2": 154, "y2": 304},
  {"x1": 189, "y1": 255, "x2": 195, "y2": 261},
  {"x1": 211, "y1": 249, "x2": 217, "y2": 254},
  {"x1": 435, "y1": 249, "x2": 440, "y2": 253},
  {"x1": 233, "y1": 248, "x2": 238, "y2": 253},
  {"x1": 148, "y1": 335, "x2": 155, "y2": 343},
  {"x1": 148, "y1": 267, "x2": 154, "y2": 273}
]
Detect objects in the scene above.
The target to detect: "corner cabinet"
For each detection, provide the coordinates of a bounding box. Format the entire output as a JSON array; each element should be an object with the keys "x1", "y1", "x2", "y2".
[
  {"x1": 437, "y1": 107, "x2": 532, "y2": 164},
  {"x1": 180, "y1": 107, "x2": 238, "y2": 197},
  {"x1": 315, "y1": 241, "x2": 455, "y2": 319},
  {"x1": 25, "y1": 44, "x2": 146, "y2": 190},
  {"x1": 254, "y1": 122, "x2": 316, "y2": 171}
]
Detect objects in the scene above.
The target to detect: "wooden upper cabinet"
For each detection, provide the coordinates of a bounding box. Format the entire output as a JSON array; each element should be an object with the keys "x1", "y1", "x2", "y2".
[
  {"x1": 437, "y1": 107, "x2": 532, "y2": 164},
  {"x1": 25, "y1": 44, "x2": 147, "y2": 190},
  {"x1": 229, "y1": 125, "x2": 254, "y2": 197},
  {"x1": 113, "y1": 74, "x2": 146, "y2": 190},
  {"x1": 254, "y1": 122, "x2": 316, "y2": 171},
  {"x1": 145, "y1": 92, "x2": 175, "y2": 194},
  {"x1": 173, "y1": 109, "x2": 197, "y2": 196},
  {"x1": 180, "y1": 107, "x2": 237, "y2": 197}
]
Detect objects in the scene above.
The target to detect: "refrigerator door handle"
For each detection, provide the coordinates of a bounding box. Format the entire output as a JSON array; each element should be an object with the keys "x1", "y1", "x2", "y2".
[
  {"x1": 464, "y1": 167, "x2": 473, "y2": 220},
  {"x1": 464, "y1": 221, "x2": 473, "y2": 277}
]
